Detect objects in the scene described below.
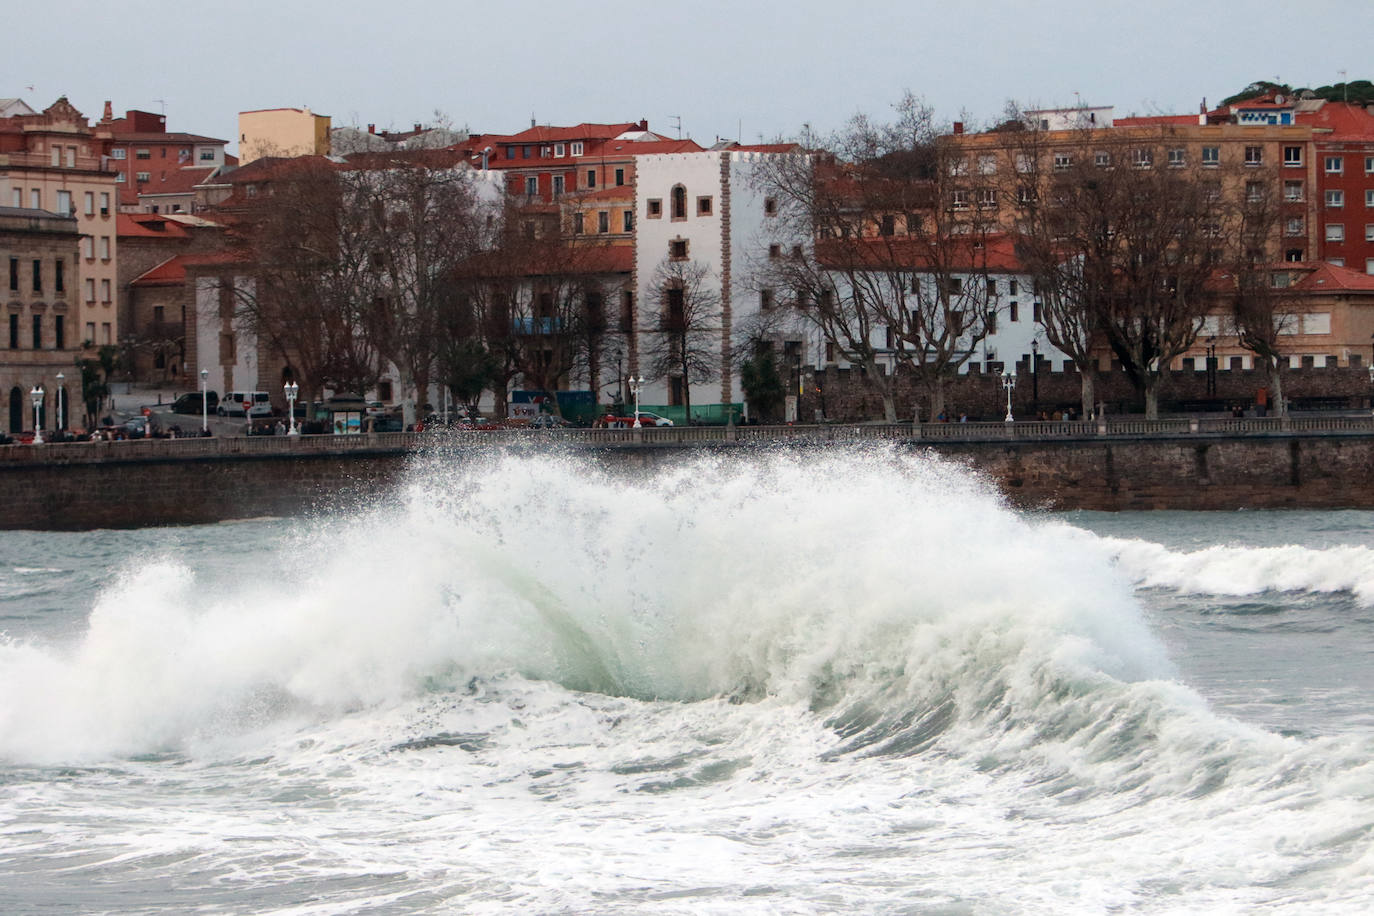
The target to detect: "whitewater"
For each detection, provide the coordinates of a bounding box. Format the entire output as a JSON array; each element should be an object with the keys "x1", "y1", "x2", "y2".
[{"x1": 1, "y1": 445, "x2": 1372, "y2": 913}]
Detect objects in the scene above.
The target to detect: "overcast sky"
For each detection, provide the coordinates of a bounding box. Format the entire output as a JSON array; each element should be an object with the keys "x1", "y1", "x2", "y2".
[{"x1": 9, "y1": 0, "x2": 1370, "y2": 152}]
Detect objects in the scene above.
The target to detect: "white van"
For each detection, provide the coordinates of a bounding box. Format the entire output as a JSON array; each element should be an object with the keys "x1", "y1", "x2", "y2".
[{"x1": 217, "y1": 391, "x2": 273, "y2": 417}]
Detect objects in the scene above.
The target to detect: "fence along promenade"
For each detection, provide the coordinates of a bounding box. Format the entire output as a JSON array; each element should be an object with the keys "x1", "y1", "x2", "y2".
[{"x1": 3, "y1": 415, "x2": 1374, "y2": 465}]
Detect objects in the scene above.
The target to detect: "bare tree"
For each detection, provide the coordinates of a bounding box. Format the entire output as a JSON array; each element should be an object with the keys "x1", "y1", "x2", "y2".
[
  {"x1": 642, "y1": 257, "x2": 722, "y2": 418},
  {"x1": 1225, "y1": 177, "x2": 1292, "y2": 415}
]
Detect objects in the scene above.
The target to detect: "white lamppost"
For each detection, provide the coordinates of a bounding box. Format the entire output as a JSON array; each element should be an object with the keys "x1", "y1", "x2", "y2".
[
  {"x1": 1368, "y1": 363, "x2": 1374, "y2": 418},
  {"x1": 628, "y1": 375, "x2": 645, "y2": 428},
  {"x1": 284, "y1": 380, "x2": 299, "y2": 436},
  {"x1": 200, "y1": 368, "x2": 209, "y2": 434},
  {"x1": 55, "y1": 372, "x2": 64, "y2": 435},
  {"x1": 30, "y1": 385, "x2": 44, "y2": 444},
  {"x1": 1002, "y1": 368, "x2": 1017, "y2": 423}
]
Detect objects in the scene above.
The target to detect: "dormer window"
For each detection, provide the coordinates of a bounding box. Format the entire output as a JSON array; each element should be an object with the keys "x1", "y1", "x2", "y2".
[
  {"x1": 570, "y1": 142, "x2": 584, "y2": 156},
  {"x1": 554, "y1": 143, "x2": 566, "y2": 157}
]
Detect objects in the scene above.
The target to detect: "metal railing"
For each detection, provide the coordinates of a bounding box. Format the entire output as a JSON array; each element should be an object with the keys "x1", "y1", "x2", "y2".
[{"x1": 4, "y1": 415, "x2": 1374, "y2": 464}]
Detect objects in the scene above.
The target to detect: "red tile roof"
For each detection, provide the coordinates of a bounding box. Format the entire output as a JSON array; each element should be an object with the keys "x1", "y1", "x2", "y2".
[
  {"x1": 117, "y1": 213, "x2": 192, "y2": 239},
  {"x1": 130, "y1": 255, "x2": 188, "y2": 286},
  {"x1": 1296, "y1": 101, "x2": 1374, "y2": 141},
  {"x1": 1290, "y1": 261, "x2": 1374, "y2": 293},
  {"x1": 136, "y1": 166, "x2": 221, "y2": 197},
  {"x1": 500, "y1": 122, "x2": 641, "y2": 144},
  {"x1": 109, "y1": 132, "x2": 227, "y2": 145}
]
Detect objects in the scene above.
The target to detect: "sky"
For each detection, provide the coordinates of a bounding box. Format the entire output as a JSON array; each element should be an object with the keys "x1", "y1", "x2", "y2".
[{"x1": 8, "y1": 0, "x2": 1371, "y2": 154}]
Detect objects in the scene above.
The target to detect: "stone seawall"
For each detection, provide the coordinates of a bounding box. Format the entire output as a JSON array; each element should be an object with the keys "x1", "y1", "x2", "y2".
[{"x1": 2, "y1": 429, "x2": 1373, "y2": 529}]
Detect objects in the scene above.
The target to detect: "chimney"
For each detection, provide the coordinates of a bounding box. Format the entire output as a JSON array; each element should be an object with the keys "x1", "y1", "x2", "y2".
[
  {"x1": 102, "y1": 101, "x2": 113, "y2": 122},
  {"x1": 414, "y1": 122, "x2": 421, "y2": 132},
  {"x1": 953, "y1": 121, "x2": 964, "y2": 135},
  {"x1": 367, "y1": 123, "x2": 375, "y2": 134}
]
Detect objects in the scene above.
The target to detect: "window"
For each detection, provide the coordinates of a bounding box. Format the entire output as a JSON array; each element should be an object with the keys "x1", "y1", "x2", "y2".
[
  {"x1": 100, "y1": 192, "x2": 109, "y2": 214},
  {"x1": 1325, "y1": 156, "x2": 1343, "y2": 174},
  {"x1": 669, "y1": 239, "x2": 688, "y2": 260},
  {"x1": 1284, "y1": 146, "x2": 1303, "y2": 167},
  {"x1": 50, "y1": 147, "x2": 60, "y2": 167},
  {"x1": 1368, "y1": 190, "x2": 1374, "y2": 208},
  {"x1": 573, "y1": 212, "x2": 584, "y2": 234},
  {"x1": 1246, "y1": 181, "x2": 1264, "y2": 203},
  {"x1": 1326, "y1": 189, "x2": 1344, "y2": 208},
  {"x1": 101, "y1": 279, "x2": 111, "y2": 302},
  {"x1": 1167, "y1": 148, "x2": 1186, "y2": 167},
  {"x1": 1202, "y1": 146, "x2": 1220, "y2": 167},
  {"x1": 32, "y1": 315, "x2": 41, "y2": 349},
  {"x1": 84, "y1": 278, "x2": 95, "y2": 301},
  {"x1": 525, "y1": 176, "x2": 538, "y2": 197},
  {"x1": 585, "y1": 169, "x2": 596, "y2": 188},
  {"x1": 1016, "y1": 185, "x2": 1034, "y2": 206},
  {"x1": 1367, "y1": 156, "x2": 1374, "y2": 174},
  {"x1": 1284, "y1": 180, "x2": 1304, "y2": 201},
  {"x1": 1015, "y1": 153, "x2": 1034, "y2": 174},
  {"x1": 950, "y1": 189, "x2": 969, "y2": 210},
  {"x1": 1244, "y1": 146, "x2": 1263, "y2": 166},
  {"x1": 1053, "y1": 152, "x2": 1073, "y2": 171},
  {"x1": 99, "y1": 237, "x2": 110, "y2": 260},
  {"x1": 112, "y1": 148, "x2": 126, "y2": 160},
  {"x1": 136, "y1": 148, "x2": 150, "y2": 159},
  {"x1": 948, "y1": 157, "x2": 969, "y2": 176},
  {"x1": 697, "y1": 196, "x2": 713, "y2": 216},
  {"x1": 1009, "y1": 301, "x2": 1019, "y2": 322},
  {"x1": 54, "y1": 315, "x2": 64, "y2": 349},
  {"x1": 768, "y1": 244, "x2": 781, "y2": 259},
  {"x1": 1093, "y1": 150, "x2": 1111, "y2": 168},
  {"x1": 54, "y1": 259, "x2": 64, "y2": 293},
  {"x1": 598, "y1": 211, "x2": 609, "y2": 233},
  {"x1": 31, "y1": 189, "x2": 40, "y2": 208},
  {"x1": 521, "y1": 145, "x2": 531, "y2": 159},
  {"x1": 136, "y1": 172, "x2": 150, "y2": 183},
  {"x1": 977, "y1": 188, "x2": 998, "y2": 209},
  {"x1": 1366, "y1": 224, "x2": 1374, "y2": 242},
  {"x1": 570, "y1": 142, "x2": 583, "y2": 156},
  {"x1": 1009, "y1": 279, "x2": 1018, "y2": 296},
  {"x1": 31, "y1": 259, "x2": 41, "y2": 292},
  {"x1": 647, "y1": 198, "x2": 662, "y2": 218},
  {"x1": 619, "y1": 290, "x2": 633, "y2": 332},
  {"x1": 977, "y1": 154, "x2": 996, "y2": 175},
  {"x1": 614, "y1": 167, "x2": 625, "y2": 187},
  {"x1": 1329, "y1": 258, "x2": 1345, "y2": 267},
  {"x1": 670, "y1": 185, "x2": 687, "y2": 219},
  {"x1": 8, "y1": 314, "x2": 17, "y2": 348},
  {"x1": 101, "y1": 323, "x2": 111, "y2": 346},
  {"x1": 764, "y1": 197, "x2": 777, "y2": 216},
  {"x1": 10, "y1": 188, "x2": 18, "y2": 207},
  {"x1": 760, "y1": 288, "x2": 775, "y2": 310},
  {"x1": 1133, "y1": 148, "x2": 1154, "y2": 169},
  {"x1": 879, "y1": 214, "x2": 895, "y2": 236},
  {"x1": 1326, "y1": 223, "x2": 1345, "y2": 242},
  {"x1": 199, "y1": 148, "x2": 215, "y2": 161},
  {"x1": 554, "y1": 143, "x2": 565, "y2": 157},
  {"x1": 552, "y1": 175, "x2": 565, "y2": 197},
  {"x1": 1286, "y1": 217, "x2": 1305, "y2": 237},
  {"x1": 623, "y1": 211, "x2": 632, "y2": 232},
  {"x1": 153, "y1": 305, "x2": 165, "y2": 323}
]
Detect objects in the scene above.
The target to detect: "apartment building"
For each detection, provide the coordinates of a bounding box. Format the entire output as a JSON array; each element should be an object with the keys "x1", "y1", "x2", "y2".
[
  {"x1": 237, "y1": 107, "x2": 330, "y2": 164},
  {"x1": 99, "y1": 105, "x2": 233, "y2": 213},
  {"x1": 1, "y1": 206, "x2": 82, "y2": 433},
  {"x1": 0, "y1": 97, "x2": 121, "y2": 350}
]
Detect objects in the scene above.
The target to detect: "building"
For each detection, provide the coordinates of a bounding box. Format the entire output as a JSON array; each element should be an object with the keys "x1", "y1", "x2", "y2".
[
  {"x1": 0, "y1": 97, "x2": 121, "y2": 351},
  {"x1": 1296, "y1": 100, "x2": 1374, "y2": 272},
  {"x1": 98, "y1": 105, "x2": 233, "y2": 213},
  {"x1": 1, "y1": 206, "x2": 82, "y2": 433},
  {"x1": 237, "y1": 108, "x2": 330, "y2": 164}
]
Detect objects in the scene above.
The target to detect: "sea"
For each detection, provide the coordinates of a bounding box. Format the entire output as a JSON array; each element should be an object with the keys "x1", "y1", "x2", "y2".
[{"x1": 1, "y1": 445, "x2": 1372, "y2": 914}]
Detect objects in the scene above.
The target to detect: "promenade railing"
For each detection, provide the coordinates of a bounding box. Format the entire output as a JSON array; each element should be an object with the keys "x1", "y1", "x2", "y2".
[{"x1": 4, "y1": 415, "x2": 1373, "y2": 464}]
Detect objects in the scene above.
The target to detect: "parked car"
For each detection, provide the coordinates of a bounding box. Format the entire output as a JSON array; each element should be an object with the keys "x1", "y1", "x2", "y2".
[
  {"x1": 635, "y1": 411, "x2": 675, "y2": 427},
  {"x1": 171, "y1": 391, "x2": 218, "y2": 415},
  {"x1": 123, "y1": 416, "x2": 160, "y2": 439},
  {"x1": 529, "y1": 413, "x2": 572, "y2": 429}
]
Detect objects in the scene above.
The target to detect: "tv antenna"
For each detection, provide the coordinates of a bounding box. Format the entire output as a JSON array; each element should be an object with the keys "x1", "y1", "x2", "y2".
[{"x1": 669, "y1": 115, "x2": 681, "y2": 139}]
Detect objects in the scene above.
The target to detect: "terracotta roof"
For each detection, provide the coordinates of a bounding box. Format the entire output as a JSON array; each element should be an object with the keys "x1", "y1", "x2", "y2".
[
  {"x1": 1290, "y1": 261, "x2": 1374, "y2": 293},
  {"x1": 1112, "y1": 115, "x2": 1200, "y2": 128},
  {"x1": 816, "y1": 233, "x2": 1025, "y2": 272},
  {"x1": 1296, "y1": 101, "x2": 1374, "y2": 141},
  {"x1": 596, "y1": 138, "x2": 704, "y2": 157},
  {"x1": 118, "y1": 212, "x2": 192, "y2": 239},
  {"x1": 135, "y1": 165, "x2": 221, "y2": 197},
  {"x1": 130, "y1": 255, "x2": 188, "y2": 286},
  {"x1": 500, "y1": 122, "x2": 640, "y2": 144},
  {"x1": 110, "y1": 132, "x2": 227, "y2": 145}
]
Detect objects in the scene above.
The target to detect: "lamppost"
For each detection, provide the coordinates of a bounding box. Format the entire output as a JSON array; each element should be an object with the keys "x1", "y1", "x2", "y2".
[
  {"x1": 1368, "y1": 363, "x2": 1374, "y2": 418},
  {"x1": 200, "y1": 368, "x2": 209, "y2": 434},
  {"x1": 30, "y1": 385, "x2": 44, "y2": 444},
  {"x1": 55, "y1": 372, "x2": 64, "y2": 436},
  {"x1": 1030, "y1": 338, "x2": 1039, "y2": 415},
  {"x1": 1206, "y1": 337, "x2": 1217, "y2": 397},
  {"x1": 284, "y1": 380, "x2": 299, "y2": 436},
  {"x1": 1001, "y1": 368, "x2": 1016, "y2": 423},
  {"x1": 628, "y1": 375, "x2": 644, "y2": 428}
]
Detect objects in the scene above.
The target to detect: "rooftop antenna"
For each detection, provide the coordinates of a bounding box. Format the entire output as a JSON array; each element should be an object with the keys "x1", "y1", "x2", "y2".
[
  {"x1": 1339, "y1": 70, "x2": 1348, "y2": 102},
  {"x1": 153, "y1": 99, "x2": 166, "y2": 116},
  {"x1": 669, "y1": 115, "x2": 681, "y2": 139}
]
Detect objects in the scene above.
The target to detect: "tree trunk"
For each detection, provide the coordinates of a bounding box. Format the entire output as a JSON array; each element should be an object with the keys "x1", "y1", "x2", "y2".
[
  {"x1": 1078, "y1": 366, "x2": 1096, "y2": 420},
  {"x1": 1269, "y1": 358, "x2": 1285, "y2": 418},
  {"x1": 927, "y1": 376, "x2": 946, "y2": 422},
  {"x1": 1144, "y1": 381, "x2": 1159, "y2": 420}
]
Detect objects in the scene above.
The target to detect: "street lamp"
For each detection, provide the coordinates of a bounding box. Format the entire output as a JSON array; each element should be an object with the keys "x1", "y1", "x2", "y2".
[
  {"x1": 30, "y1": 385, "x2": 44, "y2": 444},
  {"x1": 1368, "y1": 363, "x2": 1374, "y2": 418},
  {"x1": 1030, "y1": 339, "x2": 1039, "y2": 415},
  {"x1": 200, "y1": 368, "x2": 209, "y2": 434},
  {"x1": 628, "y1": 375, "x2": 645, "y2": 428},
  {"x1": 284, "y1": 380, "x2": 300, "y2": 436},
  {"x1": 55, "y1": 372, "x2": 64, "y2": 435},
  {"x1": 615, "y1": 348, "x2": 624, "y2": 407},
  {"x1": 1001, "y1": 368, "x2": 1016, "y2": 423}
]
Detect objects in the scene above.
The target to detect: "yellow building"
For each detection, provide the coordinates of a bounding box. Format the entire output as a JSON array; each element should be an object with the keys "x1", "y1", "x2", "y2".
[{"x1": 237, "y1": 108, "x2": 331, "y2": 164}]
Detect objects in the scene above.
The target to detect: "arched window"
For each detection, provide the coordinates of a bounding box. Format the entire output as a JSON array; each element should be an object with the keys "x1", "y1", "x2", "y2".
[
  {"x1": 670, "y1": 185, "x2": 687, "y2": 220},
  {"x1": 7, "y1": 387, "x2": 22, "y2": 434}
]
